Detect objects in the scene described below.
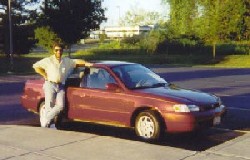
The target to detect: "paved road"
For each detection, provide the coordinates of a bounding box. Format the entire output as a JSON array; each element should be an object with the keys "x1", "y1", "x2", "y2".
[
  {"x1": 0, "y1": 75, "x2": 38, "y2": 125},
  {"x1": 0, "y1": 67, "x2": 249, "y2": 151},
  {"x1": 153, "y1": 67, "x2": 250, "y2": 131}
]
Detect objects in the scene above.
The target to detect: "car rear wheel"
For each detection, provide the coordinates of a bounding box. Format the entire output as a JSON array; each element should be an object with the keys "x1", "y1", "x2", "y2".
[
  {"x1": 135, "y1": 110, "x2": 162, "y2": 141},
  {"x1": 39, "y1": 102, "x2": 46, "y2": 127}
]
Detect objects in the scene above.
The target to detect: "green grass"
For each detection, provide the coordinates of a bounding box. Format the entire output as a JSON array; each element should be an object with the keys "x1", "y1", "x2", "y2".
[
  {"x1": 212, "y1": 55, "x2": 250, "y2": 68},
  {"x1": 0, "y1": 56, "x2": 40, "y2": 75},
  {"x1": 0, "y1": 51, "x2": 249, "y2": 75}
]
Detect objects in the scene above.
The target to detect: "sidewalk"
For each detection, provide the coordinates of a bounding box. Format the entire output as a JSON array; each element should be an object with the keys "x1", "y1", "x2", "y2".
[{"x1": 0, "y1": 125, "x2": 249, "y2": 160}]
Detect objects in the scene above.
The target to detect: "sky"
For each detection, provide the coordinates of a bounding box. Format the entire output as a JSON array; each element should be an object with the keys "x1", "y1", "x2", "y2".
[
  {"x1": 24, "y1": 0, "x2": 167, "y2": 27},
  {"x1": 101, "y1": 0, "x2": 167, "y2": 27}
]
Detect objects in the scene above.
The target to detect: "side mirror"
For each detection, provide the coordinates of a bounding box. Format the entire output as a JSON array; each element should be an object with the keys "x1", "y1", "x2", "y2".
[
  {"x1": 106, "y1": 83, "x2": 121, "y2": 92},
  {"x1": 168, "y1": 83, "x2": 179, "y2": 90}
]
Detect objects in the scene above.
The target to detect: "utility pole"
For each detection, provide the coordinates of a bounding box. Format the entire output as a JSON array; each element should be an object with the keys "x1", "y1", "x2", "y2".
[
  {"x1": 116, "y1": 6, "x2": 120, "y2": 25},
  {"x1": 0, "y1": 17, "x2": 3, "y2": 52},
  {"x1": 8, "y1": 0, "x2": 13, "y2": 73}
]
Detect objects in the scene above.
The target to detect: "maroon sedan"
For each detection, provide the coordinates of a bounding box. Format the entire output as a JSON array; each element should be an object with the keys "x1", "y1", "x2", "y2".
[{"x1": 21, "y1": 61, "x2": 226, "y2": 141}]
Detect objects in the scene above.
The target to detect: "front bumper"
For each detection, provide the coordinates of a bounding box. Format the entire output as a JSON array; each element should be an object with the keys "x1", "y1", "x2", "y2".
[{"x1": 163, "y1": 105, "x2": 226, "y2": 133}]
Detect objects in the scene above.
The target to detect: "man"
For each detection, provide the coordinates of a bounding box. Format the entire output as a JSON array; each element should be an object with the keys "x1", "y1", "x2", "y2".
[{"x1": 33, "y1": 43, "x2": 92, "y2": 128}]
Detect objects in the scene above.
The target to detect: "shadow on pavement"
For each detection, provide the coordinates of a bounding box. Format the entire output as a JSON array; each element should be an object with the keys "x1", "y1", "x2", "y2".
[
  {"x1": 0, "y1": 111, "x2": 245, "y2": 152},
  {"x1": 41, "y1": 121, "x2": 245, "y2": 151}
]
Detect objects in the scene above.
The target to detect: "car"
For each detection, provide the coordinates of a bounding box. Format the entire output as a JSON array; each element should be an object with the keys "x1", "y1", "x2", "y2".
[{"x1": 21, "y1": 61, "x2": 226, "y2": 141}]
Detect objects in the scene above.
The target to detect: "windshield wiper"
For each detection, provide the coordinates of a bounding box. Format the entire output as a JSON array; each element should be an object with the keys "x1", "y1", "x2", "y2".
[
  {"x1": 130, "y1": 86, "x2": 152, "y2": 90},
  {"x1": 151, "y1": 83, "x2": 168, "y2": 88},
  {"x1": 130, "y1": 83, "x2": 168, "y2": 90}
]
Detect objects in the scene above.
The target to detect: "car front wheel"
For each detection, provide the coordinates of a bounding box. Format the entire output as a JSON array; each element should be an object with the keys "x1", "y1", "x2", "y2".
[{"x1": 135, "y1": 110, "x2": 162, "y2": 141}]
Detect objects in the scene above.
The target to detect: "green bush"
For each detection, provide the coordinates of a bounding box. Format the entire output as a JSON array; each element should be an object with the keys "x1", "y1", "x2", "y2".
[
  {"x1": 34, "y1": 26, "x2": 62, "y2": 53},
  {"x1": 139, "y1": 30, "x2": 166, "y2": 54},
  {"x1": 156, "y1": 34, "x2": 206, "y2": 55},
  {"x1": 121, "y1": 35, "x2": 142, "y2": 45},
  {"x1": 99, "y1": 34, "x2": 107, "y2": 43},
  {"x1": 98, "y1": 40, "x2": 121, "y2": 49},
  {"x1": 235, "y1": 44, "x2": 250, "y2": 55}
]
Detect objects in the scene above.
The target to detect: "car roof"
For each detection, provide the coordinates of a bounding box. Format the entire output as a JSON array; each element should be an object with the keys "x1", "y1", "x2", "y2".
[{"x1": 92, "y1": 61, "x2": 137, "y2": 68}]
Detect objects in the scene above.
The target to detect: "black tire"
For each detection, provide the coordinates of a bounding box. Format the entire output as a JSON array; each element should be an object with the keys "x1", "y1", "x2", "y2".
[
  {"x1": 135, "y1": 110, "x2": 162, "y2": 141},
  {"x1": 54, "y1": 112, "x2": 64, "y2": 130}
]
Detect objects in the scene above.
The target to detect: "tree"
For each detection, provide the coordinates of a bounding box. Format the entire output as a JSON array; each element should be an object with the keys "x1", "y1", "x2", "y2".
[
  {"x1": 243, "y1": 0, "x2": 250, "y2": 54},
  {"x1": 34, "y1": 26, "x2": 61, "y2": 53},
  {"x1": 140, "y1": 29, "x2": 167, "y2": 54},
  {"x1": 119, "y1": 7, "x2": 163, "y2": 26},
  {"x1": 0, "y1": 0, "x2": 38, "y2": 54},
  {"x1": 37, "y1": 0, "x2": 106, "y2": 48},
  {"x1": 162, "y1": 0, "x2": 247, "y2": 58},
  {"x1": 164, "y1": 0, "x2": 197, "y2": 36},
  {"x1": 196, "y1": 0, "x2": 245, "y2": 58}
]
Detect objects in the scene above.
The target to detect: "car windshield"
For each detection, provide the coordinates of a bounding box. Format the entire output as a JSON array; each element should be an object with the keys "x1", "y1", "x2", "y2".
[{"x1": 112, "y1": 64, "x2": 168, "y2": 89}]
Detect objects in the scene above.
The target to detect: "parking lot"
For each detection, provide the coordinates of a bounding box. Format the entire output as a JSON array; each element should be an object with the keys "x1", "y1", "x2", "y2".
[
  {"x1": 153, "y1": 67, "x2": 250, "y2": 131},
  {"x1": 0, "y1": 67, "x2": 249, "y2": 155}
]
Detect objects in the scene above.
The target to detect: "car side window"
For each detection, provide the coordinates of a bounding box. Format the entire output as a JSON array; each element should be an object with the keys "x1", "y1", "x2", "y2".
[{"x1": 80, "y1": 68, "x2": 115, "y2": 89}]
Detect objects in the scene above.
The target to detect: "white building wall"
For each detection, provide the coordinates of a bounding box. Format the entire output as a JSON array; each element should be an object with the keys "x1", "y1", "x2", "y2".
[
  {"x1": 89, "y1": 25, "x2": 153, "y2": 39},
  {"x1": 104, "y1": 26, "x2": 152, "y2": 38}
]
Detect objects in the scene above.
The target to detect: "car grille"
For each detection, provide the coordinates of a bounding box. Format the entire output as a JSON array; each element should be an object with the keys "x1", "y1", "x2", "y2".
[{"x1": 200, "y1": 103, "x2": 220, "y2": 112}]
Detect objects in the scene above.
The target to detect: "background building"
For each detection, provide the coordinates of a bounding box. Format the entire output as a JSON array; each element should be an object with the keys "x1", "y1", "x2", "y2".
[{"x1": 90, "y1": 25, "x2": 154, "y2": 39}]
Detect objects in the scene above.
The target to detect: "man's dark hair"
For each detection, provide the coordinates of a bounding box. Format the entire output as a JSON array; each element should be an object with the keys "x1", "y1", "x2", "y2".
[{"x1": 52, "y1": 42, "x2": 64, "y2": 49}]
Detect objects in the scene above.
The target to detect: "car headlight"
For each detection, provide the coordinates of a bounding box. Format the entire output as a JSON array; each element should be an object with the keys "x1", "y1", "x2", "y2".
[{"x1": 173, "y1": 104, "x2": 200, "y2": 112}]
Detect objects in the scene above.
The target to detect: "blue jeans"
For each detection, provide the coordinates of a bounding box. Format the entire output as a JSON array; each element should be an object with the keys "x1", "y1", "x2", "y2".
[{"x1": 43, "y1": 81, "x2": 65, "y2": 124}]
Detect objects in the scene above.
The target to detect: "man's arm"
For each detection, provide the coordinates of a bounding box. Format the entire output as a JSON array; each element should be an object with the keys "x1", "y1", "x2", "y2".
[
  {"x1": 34, "y1": 67, "x2": 47, "y2": 80},
  {"x1": 74, "y1": 59, "x2": 93, "y2": 67}
]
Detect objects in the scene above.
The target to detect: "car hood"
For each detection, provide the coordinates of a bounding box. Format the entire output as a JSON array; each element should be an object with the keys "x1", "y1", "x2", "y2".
[{"x1": 134, "y1": 85, "x2": 218, "y2": 104}]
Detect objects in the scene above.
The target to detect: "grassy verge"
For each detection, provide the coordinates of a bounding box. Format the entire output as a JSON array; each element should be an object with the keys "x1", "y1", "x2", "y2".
[
  {"x1": 0, "y1": 51, "x2": 249, "y2": 75},
  {"x1": 0, "y1": 56, "x2": 41, "y2": 75},
  {"x1": 212, "y1": 55, "x2": 250, "y2": 68}
]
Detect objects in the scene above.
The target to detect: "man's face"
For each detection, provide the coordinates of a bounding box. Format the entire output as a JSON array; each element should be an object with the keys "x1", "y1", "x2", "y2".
[{"x1": 54, "y1": 46, "x2": 63, "y2": 60}]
